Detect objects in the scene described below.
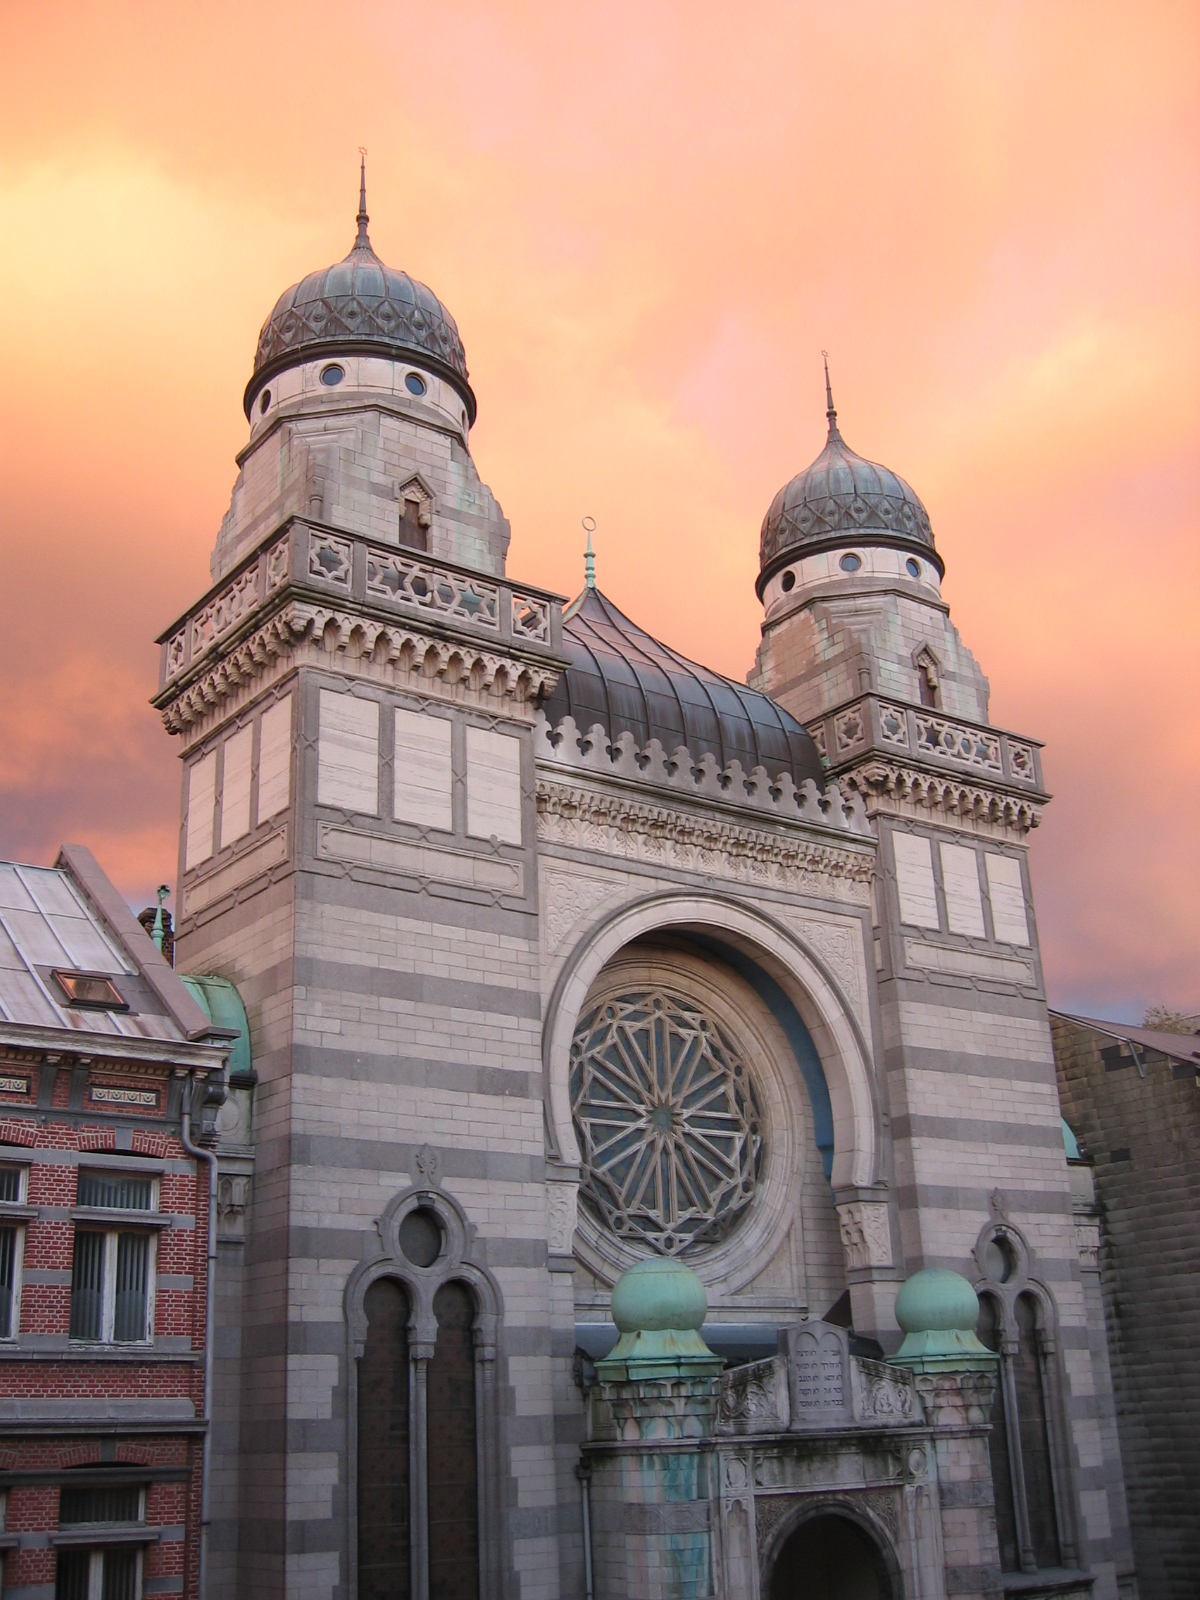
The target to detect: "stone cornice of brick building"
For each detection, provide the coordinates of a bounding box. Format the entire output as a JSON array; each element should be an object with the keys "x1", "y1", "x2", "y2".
[
  {"x1": 535, "y1": 717, "x2": 875, "y2": 905},
  {"x1": 153, "y1": 517, "x2": 566, "y2": 740},
  {"x1": 0, "y1": 1027, "x2": 224, "y2": 1076}
]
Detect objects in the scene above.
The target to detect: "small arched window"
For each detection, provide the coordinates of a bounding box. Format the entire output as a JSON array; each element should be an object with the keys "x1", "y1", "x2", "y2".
[
  {"x1": 915, "y1": 647, "x2": 940, "y2": 709},
  {"x1": 429, "y1": 1283, "x2": 480, "y2": 1599}
]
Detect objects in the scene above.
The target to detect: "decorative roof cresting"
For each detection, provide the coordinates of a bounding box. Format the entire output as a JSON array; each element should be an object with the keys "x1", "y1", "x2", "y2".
[
  {"x1": 245, "y1": 154, "x2": 475, "y2": 422},
  {"x1": 757, "y1": 356, "x2": 939, "y2": 594}
]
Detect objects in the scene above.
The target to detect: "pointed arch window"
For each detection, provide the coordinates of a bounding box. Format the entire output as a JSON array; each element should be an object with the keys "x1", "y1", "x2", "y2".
[{"x1": 975, "y1": 1220, "x2": 1077, "y2": 1576}]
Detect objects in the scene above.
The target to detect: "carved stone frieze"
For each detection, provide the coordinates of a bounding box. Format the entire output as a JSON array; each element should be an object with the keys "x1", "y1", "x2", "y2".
[
  {"x1": 545, "y1": 1178, "x2": 578, "y2": 1258},
  {"x1": 779, "y1": 912, "x2": 868, "y2": 1028},
  {"x1": 843, "y1": 758, "x2": 1042, "y2": 836},
  {"x1": 540, "y1": 868, "x2": 615, "y2": 954},
  {"x1": 536, "y1": 781, "x2": 873, "y2": 906},
  {"x1": 837, "y1": 1201, "x2": 894, "y2": 1270},
  {"x1": 718, "y1": 1357, "x2": 790, "y2": 1435},
  {"x1": 157, "y1": 600, "x2": 559, "y2": 734},
  {"x1": 1075, "y1": 1220, "x2": 1101, "y2": 1271}
]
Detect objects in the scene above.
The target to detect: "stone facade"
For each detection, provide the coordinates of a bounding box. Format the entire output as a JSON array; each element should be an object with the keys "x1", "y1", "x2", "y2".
[{"x1": 141, "y1": 202, "x2": 1143, "y2": 1600}]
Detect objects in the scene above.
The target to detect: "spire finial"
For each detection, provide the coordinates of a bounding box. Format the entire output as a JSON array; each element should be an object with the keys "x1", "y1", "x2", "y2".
[
  {"x1": 582, "y1": 516, "x2": 597, "y2": 589},
  {"x1": 355, "y1": 147, "x2": 370, "y2": 249},
  {"x1": 151, "y1": 884, "x2": 170, "y2": 954},
  {"x1": 822, "y1": 350, "x2": 842, "y2": 442}
]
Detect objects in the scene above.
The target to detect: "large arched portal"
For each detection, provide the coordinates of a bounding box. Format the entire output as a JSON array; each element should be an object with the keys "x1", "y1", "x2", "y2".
[{"x1": 768, "y1": 1513, "x2": 894, "y2": 1600}]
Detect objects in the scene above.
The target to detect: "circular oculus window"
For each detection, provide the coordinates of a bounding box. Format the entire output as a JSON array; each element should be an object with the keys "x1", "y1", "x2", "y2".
[
  {"x1": 839, "y1": 553, "x2": 862, "y2": 573},
  {"x1": 780, "y1": 570, "x2": 796, "y2": 592},
  {"x1": 404, "y1": 371, "x2": 427, "y2": 397},
  {"x1": 570, "y1": 988, "x2": 763, "y2": 1257},
  {"x1": 320, "y1": 364, "x2": 345, "y2": 387},
  {"x1": 906, "y1": 557, "x2": 921, "y2": 578},
  {"x1": 259, "y1": 389, "x2": 271, "y2": 415}
]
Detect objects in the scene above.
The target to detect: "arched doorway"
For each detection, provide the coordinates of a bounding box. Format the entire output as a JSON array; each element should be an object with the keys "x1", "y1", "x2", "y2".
[{"x1": 768, "y1": 1512, "x2": 893, "y2": 1600}]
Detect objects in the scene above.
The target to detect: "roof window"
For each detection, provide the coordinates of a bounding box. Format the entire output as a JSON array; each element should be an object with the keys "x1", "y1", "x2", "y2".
[{"x1": 50, "y1": 971, "x2": 128, "y2": 1011}]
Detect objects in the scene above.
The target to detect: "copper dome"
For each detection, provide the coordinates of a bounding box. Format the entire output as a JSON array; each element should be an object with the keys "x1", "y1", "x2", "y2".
[
  {"x1": 757, "y1": 369, "x2": 939, "y2": 596},
  {"x1": 244, "y1": 165, "x2": 474, "y2": 423}
]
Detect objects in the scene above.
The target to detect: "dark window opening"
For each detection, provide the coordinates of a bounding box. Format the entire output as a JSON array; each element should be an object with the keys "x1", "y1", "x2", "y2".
[
  {"x1": 428, "y1": 1282, "x2": 480, "y2": 1600},
  {"x1": 0, "y1": 1226, "x2": 16, "y2": 1337},
  {"x1": 405, "y1": 372, "x2": 427, "y2": 397},
  {"x1": 769, "y1": 1512, "x2": 891, "y2": 1600},
  {"x1": 1014, "y1": 1294, "x2": 1061, "y2": 1569},
  {"x1": 55, "y1": 1547, "x2": 138, "y2": 1600},
  {"x1": 358, "y1": 1279, "x2": 411, "y2": 1600},
  {"x1": 399, "y1": 496, "x2": 430, "y2": 553},
  {"x1": 260, "y1": 389, "x2": 271, "y2": 414},
  {"x1": 916, "y1": 651, "x2": 940, "y2": 708},
  {"x1": 77, "y1": 1173, "x2": 152, "y2": 1211},
  {"x1": 0, "y1": 1167, "x2": 21, "y2": 1203},
  {"x1": 399, "y1": 1209, "x2": 442, "y2": 1268},
  {"x1": 59, "y1": 1486, "x2": 141, "y2": 1525},
  {"x1": 781, "y1": 570, "x2": 796, "y2": 592},
  {"x1": 978, "y1": 1294, "x2": 1021, "y2": 1572}
]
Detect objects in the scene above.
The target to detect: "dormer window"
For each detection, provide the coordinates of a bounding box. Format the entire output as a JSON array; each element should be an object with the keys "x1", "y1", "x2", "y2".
[{"x1": 50, "y1": 972, "x2": 128, "y2": 1012}]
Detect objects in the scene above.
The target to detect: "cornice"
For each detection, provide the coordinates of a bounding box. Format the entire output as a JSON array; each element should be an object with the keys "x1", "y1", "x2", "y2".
[
  {"x1": 157, "y1": 599, "x2": 561, "y2": 735},
  {"x1": 843, "y1": 758, "x2": 1043, "y2": 836}
]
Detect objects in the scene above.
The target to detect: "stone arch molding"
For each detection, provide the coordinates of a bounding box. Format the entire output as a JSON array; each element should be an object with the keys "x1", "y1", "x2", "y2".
[
  {"x1": 344, "y1": 1159, "x2": 502, "y2": 1357},
  {"x1": 543, "y1": 889, "x2": 879, "y2": 1195}
]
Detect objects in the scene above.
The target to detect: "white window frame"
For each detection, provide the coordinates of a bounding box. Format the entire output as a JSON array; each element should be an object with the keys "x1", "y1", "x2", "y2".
[
  {"x1": 55, "y1": 1489, "x2": 148, "y2": 1600},
  {"x1": 0, "y1": 1163, "x2": 30, "y2": 1342},
  {"x1": 70, "y1": 1174, "x2": 160, "y2": 1346},
  {"x1": 70, "y1": 1547, "x2": 144, "y2": 1600}
]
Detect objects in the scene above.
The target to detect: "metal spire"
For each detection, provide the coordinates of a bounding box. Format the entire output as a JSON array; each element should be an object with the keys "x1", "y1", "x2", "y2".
[
  {"x1": 583, "y1": 516, "x2": 597, "y2": 589},
  {"x1": 151, "y1": 885, "x2": 170, "y2": 954},
  {"x1": 355, "y1": 147, "x2": 371, "y2": 249},
  {"x1": 822, "y1": 350, "x2": 842, "y2": 443}
]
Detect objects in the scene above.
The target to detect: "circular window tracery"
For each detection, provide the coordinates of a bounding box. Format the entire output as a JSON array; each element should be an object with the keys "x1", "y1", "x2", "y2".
[{"x1": 570, "y1": 989, "x2": 763, "y2": 1257}]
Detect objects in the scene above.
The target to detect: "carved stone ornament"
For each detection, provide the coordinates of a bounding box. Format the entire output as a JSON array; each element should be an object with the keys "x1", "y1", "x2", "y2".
[
  {"x1": 536, "y1": 713, "x2": 872, "y2": 839},
  {"x1": 412, "y1": 1144, "x2": 442, "y2": 1187},
  {"x1": 536, "y1": 781, "x2": 873, "y2": 907},
  {"x1": 850, "y1": 1357, "x2": 916, "y2": 1424},
  {"x1": 158, "y1": 600, "x2": 559, "y2": 735},
  {"x1": 717, "y1": 1357, "x2": 790, "y2": 1435},
  {"x1": 541, "y1": 869, "x2": 614, "y2": 955},
  {"x1": 836, "y1": 1201, "x2": 894, "y2": 1270},
  {"x1": 545, "y1": 1179, "x2": 578, "y2": 1257},
  {"x1": 1075, "y1": 1221, "x2": 1100, "y2": 1271},
  {"x1": 843, "y1": 759, "x2": 1042, "y2": 835}
]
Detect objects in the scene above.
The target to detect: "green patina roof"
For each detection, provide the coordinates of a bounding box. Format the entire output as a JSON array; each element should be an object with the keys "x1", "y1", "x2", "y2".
[{"x1": 181, "y1": 975, "x2": 252, "y2": 1080}]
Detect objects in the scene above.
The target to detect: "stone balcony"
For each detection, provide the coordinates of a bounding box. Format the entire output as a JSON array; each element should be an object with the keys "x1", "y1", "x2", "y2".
[
  {"x1": 155, "y1": 517, "x2": 565, "y2": 699},
  {"x1": 807, "y1": 694, "x2": 1046, "y2": 797}
]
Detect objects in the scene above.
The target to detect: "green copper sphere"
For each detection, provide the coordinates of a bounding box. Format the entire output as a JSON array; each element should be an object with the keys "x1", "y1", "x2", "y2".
[
  {"x1": 610, "y1": 1257, "x2": 708, "y2": 1334},
  {"x1": 894, "y1": 1269, "x2": 980, "y2": 1335}
]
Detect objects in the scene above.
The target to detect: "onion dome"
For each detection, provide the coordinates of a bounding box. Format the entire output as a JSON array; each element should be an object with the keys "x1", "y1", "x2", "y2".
[
  {"x1": 244, "y1": 158, "x2": 475, "y2": 423},
  {"x1": 541, "y1": 585, "x2": 824, "y2": 788},
  {"x1": 757, "y1": 361, "x2": 940, "y2": 596}
]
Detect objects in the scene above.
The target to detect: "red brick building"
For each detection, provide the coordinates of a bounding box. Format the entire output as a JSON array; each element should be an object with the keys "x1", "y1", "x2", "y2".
[{"x1": 0, "y1": 846, "x2": 232, "y2": 1600}]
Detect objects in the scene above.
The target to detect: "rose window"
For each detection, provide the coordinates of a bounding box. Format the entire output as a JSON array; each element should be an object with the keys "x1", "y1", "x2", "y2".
[{"x1": 570, "y1": 990, "x2": 763, "y2": 1256}]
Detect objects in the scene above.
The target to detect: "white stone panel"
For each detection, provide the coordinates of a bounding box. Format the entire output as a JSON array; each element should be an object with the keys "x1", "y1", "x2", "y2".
[
  {"x1": 940, "y1": 842, "x2": 985, "y2": 938},
  {"x1": 185, "y1": 751, "x2": 217, "y2": 869},
  {"x1": 317, "y1": 691, "x2": 379, "y2": 814},
  {"x1": 393, "y1": 708, "x2": 452, "y2": 831},
  {"x1": 466, "y1": 726, "x2": 522, "y2": 843},
  {"x1": 892, "y1": 831, "x2": 939, "y2": 929},
  {"x1": 220, "y1": 725, "x2": 253, "y2": 847},
  {"x1": 258, "y1": 695, "x2": 293, "y2": 820},
  {"x1": 986, "y1": 853, "x2": 1031, "y2": 945}
]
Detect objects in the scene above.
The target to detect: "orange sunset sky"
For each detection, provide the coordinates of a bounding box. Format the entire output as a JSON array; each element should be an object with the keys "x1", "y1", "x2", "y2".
[{"x1": 0, "y1": 2, "x2": 1197, "y2": 1020}]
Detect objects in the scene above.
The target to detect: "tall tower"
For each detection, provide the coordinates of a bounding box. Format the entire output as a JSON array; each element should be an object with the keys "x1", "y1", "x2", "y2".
[
  {"x1": 154, "y1": 172, "x2": 567, "y2": 1598},
  {"x1": 749, "y1": 370, "x2": 1135, "y2": 1596}
]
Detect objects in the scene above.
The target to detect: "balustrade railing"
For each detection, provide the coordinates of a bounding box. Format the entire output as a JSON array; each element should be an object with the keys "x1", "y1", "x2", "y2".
[
  {"x1": 159, "y1": 520, "x2": 562, "y2": 689},
  {"x1": 809, "y1": 695, "x2": 1042, "y2": 790}
]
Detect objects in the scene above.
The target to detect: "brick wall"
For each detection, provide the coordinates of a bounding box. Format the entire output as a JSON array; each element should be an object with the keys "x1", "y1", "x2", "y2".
[{"x1": 1052, "y1": 1016, "x2": 1200, "y2": 1600}]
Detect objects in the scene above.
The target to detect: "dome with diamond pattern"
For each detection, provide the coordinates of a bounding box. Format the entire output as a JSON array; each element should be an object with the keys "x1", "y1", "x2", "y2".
[
  {"x1": 244, "y1": 161, "x2": 474, "y2": 423},
  {"x1": 757, "y1": 364, "x2": 939, "y2": 595}
]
